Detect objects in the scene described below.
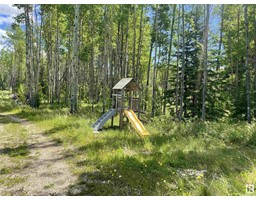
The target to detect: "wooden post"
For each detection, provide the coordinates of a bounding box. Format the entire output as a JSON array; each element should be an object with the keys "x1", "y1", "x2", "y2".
[
  {"x1": 138, "y1": 90, "x2": 141, "y2": 119},
  {"x1": 119, "y1": 89, "x2": 124, "y2": 129},
  {"x1": 121, "y1": 89, "x2": 124, "y2": 109},
  {"x1": 111, "y1": 90, "x2": 114, "y2": 128},
  {"x1": 111, "y1": 116, "x2": 114, "y2": 127},
  {"x1": 129, "y1": 90, "x2": 132, "y2": 108},
  {"x1": 131, "y1": 91, "x2": 134, "y2": 110},
  {"x1": 119, "y1": 109, "x2": 123, "y2": 129}
]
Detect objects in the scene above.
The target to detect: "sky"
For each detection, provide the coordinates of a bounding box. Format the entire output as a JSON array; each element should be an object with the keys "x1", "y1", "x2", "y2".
[
  {"x1": 0, "y1": 4, "x2": 23, "y2": 50},
  {"x1": 0, "y1": 4, "x2": 221, "y2": 53}
]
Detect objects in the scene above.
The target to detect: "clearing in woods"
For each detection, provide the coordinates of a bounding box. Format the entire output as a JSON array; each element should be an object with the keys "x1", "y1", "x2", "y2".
[
  {"x1": 1, "y1": 91, "x2": 256, "y2": 196},
  {"x1": 0, "y1": 113, "x2": 76, "y2": 195}
]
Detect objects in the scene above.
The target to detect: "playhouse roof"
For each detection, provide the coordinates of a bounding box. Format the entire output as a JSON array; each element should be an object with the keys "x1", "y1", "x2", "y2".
[{"x1": 112, "y1": 78, "x2": 141, "y2": 91}]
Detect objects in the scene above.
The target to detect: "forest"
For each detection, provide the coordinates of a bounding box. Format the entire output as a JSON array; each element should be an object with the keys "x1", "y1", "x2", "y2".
[
  {"x1": 0, "y1": 4, "x2": 256, "y2": 196},
  {"x1": 0, "y1": 4, "x2": 255, "y2": 122}
]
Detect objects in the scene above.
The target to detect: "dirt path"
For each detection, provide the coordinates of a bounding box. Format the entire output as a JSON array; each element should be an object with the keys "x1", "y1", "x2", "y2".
[{"x1": 0, "y1": 114, "x2": 77, "y2": 195}]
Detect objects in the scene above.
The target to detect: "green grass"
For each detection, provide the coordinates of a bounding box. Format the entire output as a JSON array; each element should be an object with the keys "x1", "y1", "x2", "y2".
[
  {"x1": 2, "y1": 144, "x2": 29, "y2": 157},
  {"x1": 44, "y1": 183, "x2": 55, "y2": 189},
  {"x1": 0, "y1": 176, "x2": 26, "y2": 188},
  {"x1": 0, "y1": 93, "x2": 31, "y2": 195},
  {"x1": 1, "y1": 90, "x2": 256, "y2": 195},
  {"x1": 0, "y1": 167, "x2": 11, "y2": 175}
]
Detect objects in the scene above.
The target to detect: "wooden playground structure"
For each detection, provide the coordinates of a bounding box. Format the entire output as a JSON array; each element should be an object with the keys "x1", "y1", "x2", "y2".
[{"x1": 92, "y1": 78, "x2": 149, "y2": 137}]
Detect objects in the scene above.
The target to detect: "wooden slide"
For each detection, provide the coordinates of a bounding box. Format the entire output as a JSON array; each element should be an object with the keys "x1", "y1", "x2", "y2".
[{"x1": 124, "y1": 109, "x2": 150, "y2": 137}]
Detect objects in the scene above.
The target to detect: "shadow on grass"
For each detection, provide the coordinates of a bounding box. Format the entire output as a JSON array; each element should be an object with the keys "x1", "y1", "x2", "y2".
[
  {"x1": 163, "y1": 147, "x2": 254, "y2": 175},
  {"x1": 149, "y1": 133, "x2": 177, "y2": 146},
  {"x1": 78, "y1": 134, "x2": 143, "y2": 152},
  {"x1": 0, "y1": 139, "x2": 64, "y2": 157},
  {"x1": 0, "y1": 115, "x2": 19, "y2": 124},
  {"x1": 67, "y1": 132, "x2": 256, "y2": 195},
  {"x1": 68, "y1": 155, "x2": 169, "y2": 196},
  {"x1": 16, "y1": 109, "x2": 57, "y2": 122},
  {"x1": 43, "y1": 124, "x2": 78, "y2": 136},
  {"x1": 101, "y1": 126, "x2": 121, "y2": 131},
  {"x1": 0, "y1": 144, "x2": 29, "y2": 157}
]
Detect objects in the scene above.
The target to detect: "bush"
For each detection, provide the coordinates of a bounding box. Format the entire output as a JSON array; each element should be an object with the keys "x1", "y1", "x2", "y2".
[
  {"x1": 17, "y1": 84, "x2": 26, "y2": 103},
  {"x1": 226, "y1": 125, "x2": 253, "y2": 144}
]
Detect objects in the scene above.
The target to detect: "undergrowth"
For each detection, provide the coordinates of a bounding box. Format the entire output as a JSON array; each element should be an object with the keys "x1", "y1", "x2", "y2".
[{"x1": 0, "y1": 90, "x2": 256, "y2": 195}]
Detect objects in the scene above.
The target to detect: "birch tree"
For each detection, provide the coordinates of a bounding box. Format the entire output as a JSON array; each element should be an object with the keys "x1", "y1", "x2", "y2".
[
  {"x1": 163, "y1": 4, "x2": 176, "y2": 115},
  {"x1": 24, "y1": 5, "x2": 34, "y2": 106},
  {"x1": 254, "y1": 5, "x2": 256, "y2": 118},
  {"x1": 201, "y1": 5, "x2": 210, "y2": 121},
  {"x1": 179, "y1": 4, "x2": 185, "y2": 121},
  {"x1": 151, "y1": 4, "x2": 158, "y2": 117},
  {"x1": 175, "y1": 5, "x2": 181, "y2": 119},
  {"x1": 70, "y1": 4, "x2": 80, "y2": 113},
  {"x1": 244, "y1": 4, "x2": 251, "y2": 123},
  {"x1": 216, "y1": 5, "x2": 224, "y2": 71}
]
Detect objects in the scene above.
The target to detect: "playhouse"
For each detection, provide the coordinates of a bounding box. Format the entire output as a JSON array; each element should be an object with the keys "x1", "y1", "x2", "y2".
[{"x1": 92, "y1": 78, "x2": 149, "y2": 137}]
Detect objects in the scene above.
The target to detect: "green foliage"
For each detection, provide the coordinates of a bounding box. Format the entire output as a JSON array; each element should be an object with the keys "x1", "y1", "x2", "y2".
[
  {"x1": 1, "y1": 4, "x2": 256, "y2": 121},
  {"x1": 2, "y1": 3, "x2": 256, "y2": 195},
  {"x1": 17, "y1": 84, "x2": 26, "y2": 103}
]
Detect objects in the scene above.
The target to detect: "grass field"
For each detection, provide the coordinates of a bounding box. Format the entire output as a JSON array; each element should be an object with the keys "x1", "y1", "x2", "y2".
[{"x1": 1, "y1": 90, "x2": 256, "y2": 195}]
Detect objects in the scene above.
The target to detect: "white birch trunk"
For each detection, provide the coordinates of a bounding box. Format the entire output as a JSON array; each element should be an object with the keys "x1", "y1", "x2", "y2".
[
  {"x1": 201, "y1": 5, "x2": 210, "y2": 121},
  {"x1": 70, "y1": 4, "x2": 80, "y2": 113}
]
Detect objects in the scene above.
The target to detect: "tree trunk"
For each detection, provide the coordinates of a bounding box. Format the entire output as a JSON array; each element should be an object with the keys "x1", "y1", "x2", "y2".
[
  {"x1": 235, "y1": 7, "x2": 240, "y2": 101},
  {"x1": 132, "y1": 5, "x2": 137, "y2": 80},
  {"x1": 244, "y1": 4, "x2": 251, "y2": 123},
  {"x1": 216, "y1": 5, "x2": 224, "y2": 71},
  {"x1": 201, "y1": 5, "x2": 210, "y2": 121},
  {"x1": 66, "y1": 21, "x2": 72, "y2": 106},
  {"x1": 124, "y1": 11, "x2": 129, "y2": 78},
  {"x1": 108, "y1": 6, "x2": 114, "y2": 97},
  {"x1": 70, "y1": 4, "x2": 80, "y2": 113},
  {"x1": 175, "y1": 5, "x2": 181, "y2": 119},
  {"x1": 254, "y1": 5, "x2": 256, "y2": 118},
  {"x1": 49, "y1": 12, "x2": 54, "y2": 104},
  {"x1": 55, "y1": 6, "x2": 60, "y2": 104},
  {"x1": 25, "y1": 5, "x2": 32, "y2": 106},
  {"x1": 30, "y1": 6, "x2": 35, "y2": 107},
  {"x1": 151, "y1": 5, "x2": 158, "y2": 118},
  {"x1": 102, "y1": 5, "x2": 108, "y2": 114},
  {"x1": 120, "y1": 23, "x2": 124, "y2": 78},
  {"x1": 90, "y1": 16, "x2": 96, "y2": 112},
  {"x1": 179, "y1": 5, "x2": 185, "y2": 121},
  {"x1": 145, "y1": 40, "x2": 153, "y2": 111},
  {"x1": 164, "y1": 4, "x2": 176, "y2": 115},
  {"x1": 136, "y1": 5, "x2": 144, "y2": 84},
  {"x1": 194, "y1": 5, "x2": 202, "y2": 118},
  {"x1": 35, "y1": 4, "x2": 41, "y2": 107},
  {"x1": 115, "y1": 21, "x2": 120, "y2": 81}
]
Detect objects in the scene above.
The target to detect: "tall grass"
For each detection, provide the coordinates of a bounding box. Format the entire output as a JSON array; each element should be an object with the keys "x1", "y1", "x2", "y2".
[{"x1": 0, "y1": 90, "x2": 256, "y2": 195}]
